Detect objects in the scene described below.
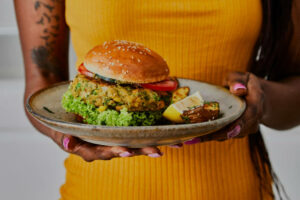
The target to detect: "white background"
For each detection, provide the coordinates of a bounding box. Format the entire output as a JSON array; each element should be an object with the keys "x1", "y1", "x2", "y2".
[{"x1": 0, "y1": 0, "x2": 299, "y2": 199}]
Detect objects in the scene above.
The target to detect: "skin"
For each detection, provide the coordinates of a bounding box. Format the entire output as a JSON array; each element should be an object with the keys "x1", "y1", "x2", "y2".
[
  {"x1": 186, "y1": 73, "x2": 300, "y2": 144},
  {"x1": 15, "y1": 0, "x2": 300, "y2": 161}
]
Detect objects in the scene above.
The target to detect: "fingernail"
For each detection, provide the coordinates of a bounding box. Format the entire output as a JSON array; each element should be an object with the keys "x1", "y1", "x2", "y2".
[
  {"x1": 184, "y1": 137, "x2": 201, "y2": 145},
  {"x1": 227, "y1": 125, "x2": 241, "y2": 139},
  {"x1": 63, "y1": 137, "x2": 70, "y2": 150},
  {"x1": 148, "y1": 153, "x2": 162, "y2": 158},
  {"x1": 119, "y1": 152, "x2": 132, "y2": 157},
  {"x1": 233, "y1": 83, "x2": 246, "y2": 91},
  {"x1": 169, "y1": 144, "x2": 183, "y2": 148}
]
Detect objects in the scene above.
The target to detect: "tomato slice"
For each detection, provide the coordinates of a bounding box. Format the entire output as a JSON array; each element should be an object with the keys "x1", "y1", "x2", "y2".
[
  {"x1": 141, "y1": 79, "x2": 178, "y2": 91},
  {"x1": 78, "y1": 63, "x2": 94, "y2": 78}
]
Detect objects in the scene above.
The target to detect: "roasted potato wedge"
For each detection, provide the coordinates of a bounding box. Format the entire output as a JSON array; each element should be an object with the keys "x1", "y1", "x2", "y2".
[
  {"x1": 171, "y1": 87, "x2": 190, "y2": 103},
  {"x1": 182, "y1": 102, "x2": 220, "y2": 123}
]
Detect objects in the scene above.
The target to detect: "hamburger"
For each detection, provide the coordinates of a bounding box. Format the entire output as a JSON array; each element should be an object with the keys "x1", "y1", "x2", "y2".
[{"x1": 62, "y1": 40, "x2": 178, "y2": 126}]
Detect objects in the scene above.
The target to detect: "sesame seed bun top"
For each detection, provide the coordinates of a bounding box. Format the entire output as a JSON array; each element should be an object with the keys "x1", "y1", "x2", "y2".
[{"x1": 83, "y1": 40, "x2": 170, "y2": 83}]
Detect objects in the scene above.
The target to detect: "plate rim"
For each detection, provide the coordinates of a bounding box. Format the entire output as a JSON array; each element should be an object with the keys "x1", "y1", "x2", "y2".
[{"x1": 26, "y1": 79, "x2": 246, "y2": 131}]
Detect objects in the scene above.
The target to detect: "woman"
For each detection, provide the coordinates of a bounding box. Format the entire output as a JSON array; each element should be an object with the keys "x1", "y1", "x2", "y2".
[{"x1": 14, "y1": 0, "x2": 300, "y2": 199}]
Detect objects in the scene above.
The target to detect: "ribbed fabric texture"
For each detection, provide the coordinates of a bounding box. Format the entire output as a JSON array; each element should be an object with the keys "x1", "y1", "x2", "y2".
[{"x1": 61, "y1": 0, "x2": 272, "y2": 199}]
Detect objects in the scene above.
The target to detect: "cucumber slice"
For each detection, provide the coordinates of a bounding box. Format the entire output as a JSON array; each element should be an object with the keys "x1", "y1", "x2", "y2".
[{"x1": 95, "y1": 74, "x2": 116, "y2": 83}]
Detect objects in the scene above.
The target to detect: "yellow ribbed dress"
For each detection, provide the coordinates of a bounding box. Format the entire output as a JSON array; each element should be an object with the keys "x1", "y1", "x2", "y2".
[{"x1": 61, "y1": 0, "x2": 272, "y2": 199}]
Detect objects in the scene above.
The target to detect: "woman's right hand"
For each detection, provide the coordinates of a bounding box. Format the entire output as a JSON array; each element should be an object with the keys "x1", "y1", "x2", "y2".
[{"x1": 51, "y1": 131, "x2": 163, "y2": 162}]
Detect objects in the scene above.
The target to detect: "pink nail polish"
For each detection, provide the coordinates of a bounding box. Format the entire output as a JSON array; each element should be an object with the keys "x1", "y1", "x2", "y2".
[
  {"x1": 227, "y1": 125, "x2": 241, "y2": 139},
  {"x1": 233, "y1": 83, "x2": 246, "y2": 91},
  {"x1": 148, "y1": 153, "x2": 162, "y2": 158},
  {"x1": 119, "y1": 152, "x2": 132, "y2": 157},
  {"x1": 184, "y1": 137, "x2": 201, "y2": 145},
  {"x1": 63, "y1": 137, "x2": 70, "y2": 150}
]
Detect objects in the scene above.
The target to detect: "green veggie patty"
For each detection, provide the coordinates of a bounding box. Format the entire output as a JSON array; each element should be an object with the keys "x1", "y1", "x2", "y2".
[{"x1": 62, "y1": 90, "x2": 163, "y2": 126}]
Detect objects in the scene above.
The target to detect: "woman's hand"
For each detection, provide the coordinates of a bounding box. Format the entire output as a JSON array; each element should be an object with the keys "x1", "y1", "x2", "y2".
[
  {"x1": 183, "y1": 71, "x2": 265, "y2": 144},
  {"x1": 51, "y1": 131, "x2": 162, "y2": 162}
]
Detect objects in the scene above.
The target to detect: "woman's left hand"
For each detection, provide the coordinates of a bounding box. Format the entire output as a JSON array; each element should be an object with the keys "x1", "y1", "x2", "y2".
[{"x1": 183, "y1": 71, "x2": 265, "y2": 145}]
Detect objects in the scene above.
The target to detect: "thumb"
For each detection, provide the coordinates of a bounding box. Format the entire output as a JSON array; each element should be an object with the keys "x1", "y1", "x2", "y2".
[
  {"x1": 223, "y1": 72, "x2": 250, "y2": 97},
  {"x1": 61, "y1": 134, "x2": 84, "y2": 152}
]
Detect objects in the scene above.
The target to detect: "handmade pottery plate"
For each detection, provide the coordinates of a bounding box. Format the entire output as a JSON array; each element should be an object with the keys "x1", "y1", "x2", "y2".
[{"x1": 26, "y1": 79, "x2": 245, "y2": 147}]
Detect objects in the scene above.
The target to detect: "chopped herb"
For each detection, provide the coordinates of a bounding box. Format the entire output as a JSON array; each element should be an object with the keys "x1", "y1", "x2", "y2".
[
  {"x1": 153, "y1": 93, "x2": 160, "y2": 101},
  {"x1": 161, "y1": 94, "x2": 172, "y2": 104},
  {"x1": 144, "y1": 95, "x2": 150, "y2": 101},
  {"x1": 43, "y1": 106, "x2": 54, "y2": 114},
  {"x1": 92, "y1": 90, "x2": 98, "y2": 95},
  {"x1": 103, "y1": 98, "x2": 111, "y2": 106},
  {"x1": 75, "y1": 83, "x2": 81, "y2": 91},
  {"x1": 181, "y1": 115, "x2": 190, "y2": 122},
  {"x1": 187, "y1": 105, "x2": 199, "y2": 110},
  {"x1": 125, "y1": 86, "x2": 133, "y2": 91},
  {"x1": 228, "y1": 105, "x2": 232, "y2": 109}
]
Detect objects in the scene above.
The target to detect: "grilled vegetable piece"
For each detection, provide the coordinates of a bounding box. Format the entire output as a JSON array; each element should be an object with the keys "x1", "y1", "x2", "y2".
[
  {"x1": 171, "y1": 87, "x2": 190, "y2": 103},
  {"x1": 182, "y1": 102, "x2": 220, "y2": 123}
]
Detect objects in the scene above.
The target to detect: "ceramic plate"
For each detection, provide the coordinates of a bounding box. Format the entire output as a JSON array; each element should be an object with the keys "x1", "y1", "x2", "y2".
[{"x1": 26, "y1": 79, "x2": 245, "y2": 147}]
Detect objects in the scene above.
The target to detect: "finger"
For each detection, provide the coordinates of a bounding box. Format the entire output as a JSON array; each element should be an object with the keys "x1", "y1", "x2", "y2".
[
  {"x1": 60, "y1": 135, "x2": 132, "y2": 161},
  {"x1": 168, "y1": 143, "x2": 183, "y2": 148},
  {"x1": 245, "y1": 74, "x2": 265, "y2": 119},
  {"x1": 184, "y1": 98, "x2": 258, "y2": 144},
  {"x1": 200, "y1": 97, "x2": 261, "y2": 142},
  {"x1": 131, "y1": 146, "x2": 163, "y2": 158},
  {"x1": 199, "y1": 122, "x2": 243, "y2": 143},
  {"x1": 184, "y1": 137, "x2": 202, "y2": 145},
  {"x1": 223, "y1": 72, "x2": 250, "y2": 96},
  {"x1": 74, "y1": 144, "x2": 133, "y2": 161}
]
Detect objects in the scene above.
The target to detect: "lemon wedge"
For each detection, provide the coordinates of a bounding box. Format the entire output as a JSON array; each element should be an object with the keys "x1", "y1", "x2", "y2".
[{"x1": 163, "y1": 91, "x2": 204, "y2": 123}]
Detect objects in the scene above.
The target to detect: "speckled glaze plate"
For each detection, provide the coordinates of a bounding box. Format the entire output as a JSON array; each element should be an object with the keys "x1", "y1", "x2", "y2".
[{"x1": 26, "y1": 79, "x2": 245, "y2": 147}]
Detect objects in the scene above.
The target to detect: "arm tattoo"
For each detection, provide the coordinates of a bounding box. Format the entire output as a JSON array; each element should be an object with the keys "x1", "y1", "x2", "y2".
[
  {"x1": 31, "y1": 46, "x2": 64, "y2": 77},
  {"x1": 31, "y1": 0, "x2": 66, "y2": 79}
]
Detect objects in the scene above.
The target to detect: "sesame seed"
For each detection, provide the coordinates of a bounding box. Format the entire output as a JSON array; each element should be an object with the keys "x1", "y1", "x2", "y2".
[{"x1": 137, "y1": 58, "x2": 141, "y2": 63}]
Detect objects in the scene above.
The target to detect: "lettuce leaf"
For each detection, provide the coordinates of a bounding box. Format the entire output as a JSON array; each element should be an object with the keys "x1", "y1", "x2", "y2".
[{"x1": 61, "y1": 91, "x2": 163, "y2": 126}]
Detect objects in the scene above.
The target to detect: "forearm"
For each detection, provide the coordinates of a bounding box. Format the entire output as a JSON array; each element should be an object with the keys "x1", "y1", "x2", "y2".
[
  {"x1": 15, "y1": 0, "x2": 69, "y2": 137},
  {"x1": 261, "y1": 76, "x2": 300, "y2": 130}
]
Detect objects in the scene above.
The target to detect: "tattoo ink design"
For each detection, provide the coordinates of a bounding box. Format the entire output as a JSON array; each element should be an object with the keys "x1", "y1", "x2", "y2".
[
  {"x1": 43, "y1": 13, "x2": 51, "y2": 23},
  {"x1": 36, "y1": 17, "x2": 44, "y2": 25},
  {"x1": 31, "y1": 46, "x2": 63, "y2": 77},
  {"x1": 31, "y1": 0, "x2": 65, "y2": 78},
  {"x1": 34, "y1": 1, "x2": 41, "y2": 10},
  {"x1": 51, "y1": 25, "x2": 59, "y2": 30},
  {"x1": 54, "y1": 15, "x2": 60, "y2": 22}
]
